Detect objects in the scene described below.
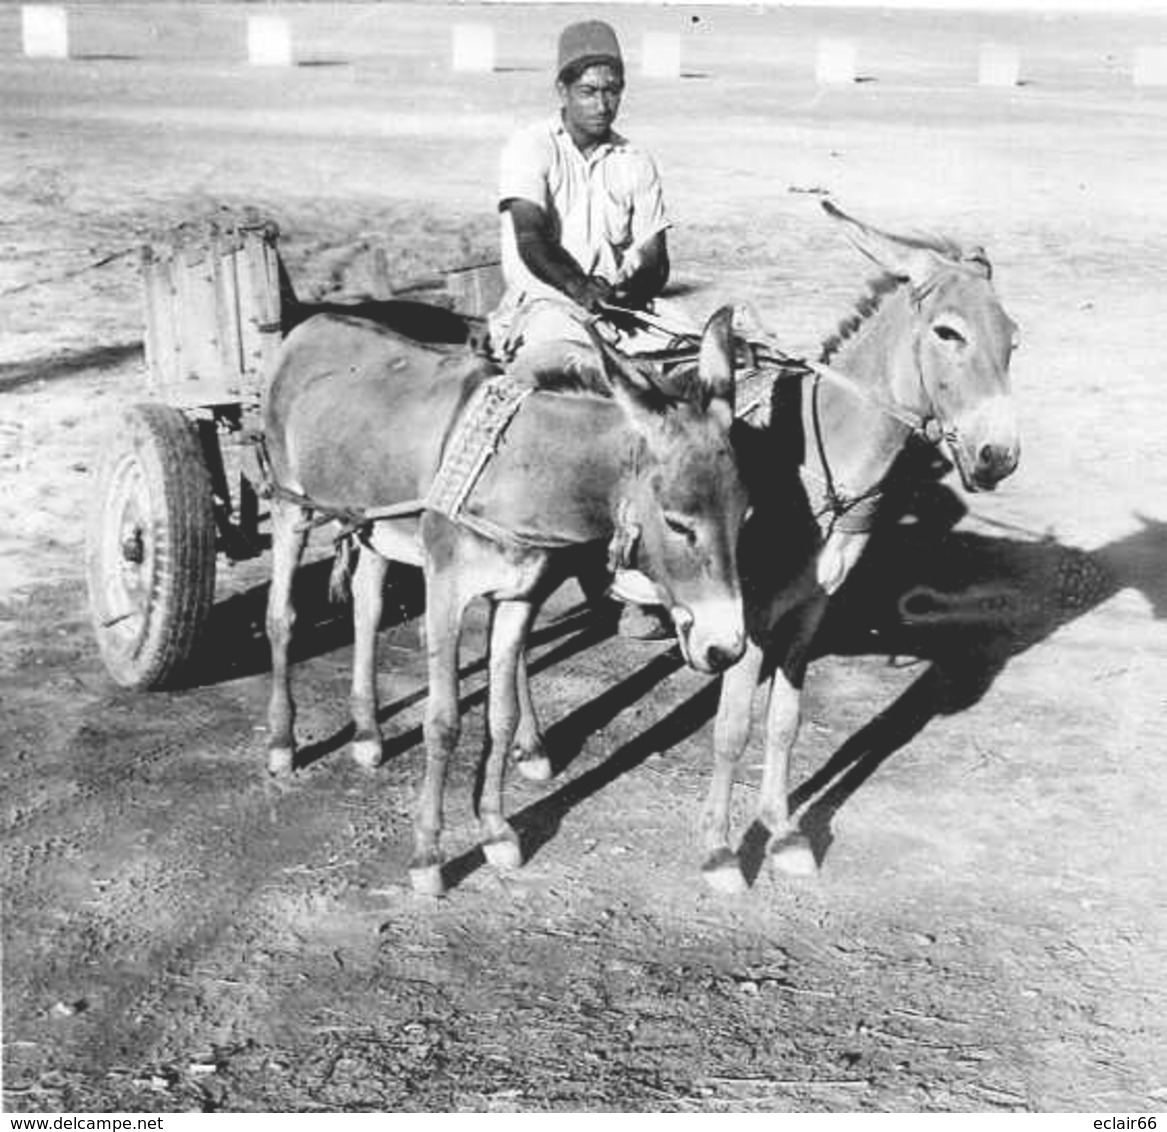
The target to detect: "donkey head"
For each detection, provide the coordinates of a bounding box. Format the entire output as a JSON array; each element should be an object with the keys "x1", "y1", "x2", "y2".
[
  {"x1": 590, "y1": 307, "x2": 748, "y2": 674},
  {"x1": 824, "y1": 200, "x2": 1021, "y2": 492}
]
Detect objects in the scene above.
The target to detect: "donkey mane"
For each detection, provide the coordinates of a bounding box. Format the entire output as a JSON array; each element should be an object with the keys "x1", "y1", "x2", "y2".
[
  {"x1": 819, "y1": 272, "x2": 902, "y2": 364},
  {"x1": 819, "y1": 230, "x2": 966, "y2": 365},
  {"x1": 524, "y1": 363, "x2": 612, "y2": 397}
]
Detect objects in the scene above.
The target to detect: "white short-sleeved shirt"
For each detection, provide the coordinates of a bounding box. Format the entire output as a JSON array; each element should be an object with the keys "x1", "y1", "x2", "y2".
[{"x1": 492, "y1": 114, "x2": 669, "y2": 340}]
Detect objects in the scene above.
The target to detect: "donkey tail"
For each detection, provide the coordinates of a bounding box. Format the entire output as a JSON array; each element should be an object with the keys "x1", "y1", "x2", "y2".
[{"x1": 330, "y1": 535, "x2": 358, "y2": 604}]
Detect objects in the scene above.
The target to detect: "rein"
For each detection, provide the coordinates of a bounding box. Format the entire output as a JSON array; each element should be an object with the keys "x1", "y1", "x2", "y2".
[
  {"x1": 601, "y1": 302, "x2": 945, "y2": 443},
  {"x1": 599, "y1": 304, "x2": 950, "y2": 538},
  {"x1": 266, "y1": 480, "x2": 427, "y2": 540},
  {"x1": 263, "y1": 384, "x2": 648, "y2": 563},
  {"x1": 799, "y1": 336, "x2": 951, "y2": 535}
]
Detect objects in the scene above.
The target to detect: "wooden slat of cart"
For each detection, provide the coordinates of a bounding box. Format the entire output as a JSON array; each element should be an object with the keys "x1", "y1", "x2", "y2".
[
  {"x1": 213, "y1": 228, "x2": 245, "y2": 399},
  {"x1": 180, "y1": 242, "x2": 222, "y2": 393},
  {"x1": 238, "y1": 223, "x2": 283, "y2": 397},
  {"x1": 141, "y1": 246, "x2": 181, "y2": 393},
  {"x1": 139, "y1": 218, "x2": 284, "y2": 407}
]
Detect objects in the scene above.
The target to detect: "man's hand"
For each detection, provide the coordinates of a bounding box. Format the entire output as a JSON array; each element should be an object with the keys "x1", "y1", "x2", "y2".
[
  {"x1": 574, "y1": 275, "x2": 615, "y2": 314},
  {"x1": 614, "y1": 231, "x2": 669, "y2": 310},
  {"x1": 508, "y1": 200, "x2": 617, "y2": 314}
]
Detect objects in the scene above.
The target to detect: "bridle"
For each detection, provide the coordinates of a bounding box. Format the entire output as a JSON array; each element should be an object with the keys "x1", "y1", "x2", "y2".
[
  {"x1": 599, "y1": 305, "x2": 954, "y2": 539},
  {"x1": 798, "y1": 317, "x2": 955, "y2": 537},
  {"x1": 599, "y1": 248, "x2": 1005, "y2": 538}
]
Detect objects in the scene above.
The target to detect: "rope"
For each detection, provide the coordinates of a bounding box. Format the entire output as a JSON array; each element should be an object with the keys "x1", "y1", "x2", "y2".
[
  {"x1": 266, "y1": 374, "x2": 545, "y2": 549},
  {"x1": 601, "y1": 303, "x2": 934, "y2": 437}
]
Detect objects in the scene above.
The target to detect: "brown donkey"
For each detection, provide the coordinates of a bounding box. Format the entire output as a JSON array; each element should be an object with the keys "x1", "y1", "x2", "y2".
[
  {"x1": 701, "y1": 202, "x2": 1021, "y2": 893},
  {"x1": 262, "y1": 306, "x2": 749, "y2": 895}
]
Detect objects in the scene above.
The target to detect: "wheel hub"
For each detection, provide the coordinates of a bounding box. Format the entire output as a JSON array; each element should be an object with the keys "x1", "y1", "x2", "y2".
[{"x1": 120, "y1": 528, "x2": 145, "y2": 565}]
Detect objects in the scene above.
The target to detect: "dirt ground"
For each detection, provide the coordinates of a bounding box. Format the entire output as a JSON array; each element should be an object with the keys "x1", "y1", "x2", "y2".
[{"x1": 2, "y1": 1, "x2": 1167, "y2": 1114}]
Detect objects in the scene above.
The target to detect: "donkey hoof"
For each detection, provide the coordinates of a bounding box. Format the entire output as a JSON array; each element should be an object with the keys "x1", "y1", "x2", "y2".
[
  {"x1": 408, "y1": 863, "x2": 446, "y2": 898},
  {"x1": 513, "y1": 752, "x2": 552, "y2": 783},
  {"x1": 483, "y1": 832, "x2": 523, "y2": 871},
  {"x1": 267, "y1": 746, "x2": 295, "y2": 776},
  {"x1": 701, "y1": 848, "x2": 748, "y2": 895},
  {"x1": 350, "y1": 737, "x2": 384, "y2": 770},
  {"x1": 770, "y1": 832, "x2": 817, "y2": 878}
]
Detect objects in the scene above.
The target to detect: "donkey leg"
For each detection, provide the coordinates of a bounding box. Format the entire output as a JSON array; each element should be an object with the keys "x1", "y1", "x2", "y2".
[
  {"x1": 411, "y1": 571, "x2": 468, "y2": 897},
  {"x1": 758, "y1": 614, "x2": 824, "y2": 878},
  {"x1": 480, "y1": 598, "x2": 535, "y2": 869},
  {"x1": 349, "y1": 546, "x2": 388, "y2": 770},
  {"x1": 476, "y1": 602, "x2": 534, "y2": 863},
  {"x1": 265, "y1": 500, "x2": 309, "y2": 775},
  {"x1": 511, "y1": 649, "x2": 551, "y2": 782},
  {"x1": 757, "y1": 667, "x2": 816, "y2": 877},
  {"x1": 699, "y1": 641, "x2": 764, "y2": 894}
]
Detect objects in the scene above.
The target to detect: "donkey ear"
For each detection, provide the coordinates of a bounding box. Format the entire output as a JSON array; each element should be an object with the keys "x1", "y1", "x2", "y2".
[
  {"x1": 822, "y1": 199, "x2": 941, "y2": 287},
  {"x1": 584, "y1": 320, "x2": 667, "y2": 423},
  {"x1": 962, "y1": 245, "x2": 993, "y2": 279},
  {"x1": 697, "y1": 305, "x2": 736, "y2": 415}
]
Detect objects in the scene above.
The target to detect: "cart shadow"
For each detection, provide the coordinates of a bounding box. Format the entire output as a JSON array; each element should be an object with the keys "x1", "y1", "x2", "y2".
[
  {"x1": 0, "y1": 342, "x2": 142, "y2": 393},
  {"x1": 441, "y1": 483, "x2": 1167, "y2": 891}
]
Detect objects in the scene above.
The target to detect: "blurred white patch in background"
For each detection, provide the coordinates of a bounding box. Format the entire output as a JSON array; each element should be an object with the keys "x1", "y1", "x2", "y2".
[
  {"x1": 978, "y1": 42, "x2": 1022, "y2": 87},
  {"x1": 21, "y1": 5, "x2": 69, "y2": 60},
  {"x1": 247, "y1": 15, "x2": 293, "y2": 68},
  {"x1": 815, "y1": 38, "x2": 857, "y2": 84},
  {"x1": 452, "y1": 23, "x2": 495, "y2": 74},
  {"x1": 1133, "y1": 44, "x2": 1167, "y2": 86},
  {"x1": 642, "y1": 32, "x2": 681, "y2": 80}
]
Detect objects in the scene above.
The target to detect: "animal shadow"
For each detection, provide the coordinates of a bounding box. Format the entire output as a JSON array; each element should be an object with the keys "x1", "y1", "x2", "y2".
[
  {"x1": 451, "y1": 475, "x2": 1167, "y2": 889},
  {"x1": 191, "y1": 558, "x2": 425, "y2": 686},
  {"x1": 765, "y1": 487, "x2": 1167, "y2": 874}
]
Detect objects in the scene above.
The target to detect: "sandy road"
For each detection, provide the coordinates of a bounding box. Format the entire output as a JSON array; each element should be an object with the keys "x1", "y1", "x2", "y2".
[{"x1": 2, "y1": 2, "x2": 1167, "y2": 1113}]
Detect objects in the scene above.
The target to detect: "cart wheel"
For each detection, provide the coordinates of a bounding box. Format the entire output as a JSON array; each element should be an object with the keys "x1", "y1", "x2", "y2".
[{"x1": 86, "y1": 403, "x2": 217, "y2": 689}]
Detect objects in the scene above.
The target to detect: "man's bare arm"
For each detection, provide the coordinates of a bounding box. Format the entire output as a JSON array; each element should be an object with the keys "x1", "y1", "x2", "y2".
[{"x1": 505, "y1": 198, "x2": 613, "y2": 311}]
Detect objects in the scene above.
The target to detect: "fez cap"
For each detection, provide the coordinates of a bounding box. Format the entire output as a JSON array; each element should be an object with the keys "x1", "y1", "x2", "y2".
[{"x1": 557, "y1": 20, "x2": 623, "y2": 80}]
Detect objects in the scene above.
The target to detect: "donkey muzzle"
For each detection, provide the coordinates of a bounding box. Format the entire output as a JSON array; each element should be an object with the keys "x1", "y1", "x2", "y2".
[
  {"x1": 671, "y1": 602, "x2": 746, "y2": 675},
  {"x1": 952, "y1": 394, "x2": 1020, "y2": 492}
]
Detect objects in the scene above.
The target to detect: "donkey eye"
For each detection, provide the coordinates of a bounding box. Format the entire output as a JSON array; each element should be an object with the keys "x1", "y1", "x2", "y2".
[
  {"x1": 664, "y1": 514, "x2": 697, "y2": 545},
  {"x1": 933, "y1": 323, "x2": 967, "y2": 345}
]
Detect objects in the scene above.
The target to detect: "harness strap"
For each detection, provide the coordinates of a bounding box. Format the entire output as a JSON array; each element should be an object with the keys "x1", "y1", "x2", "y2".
[
  {"x1": 425, "y1": 374, "x2": 534, "y2": 521},
  {"x1": 590, "y1": 310, "x2": 916, "y2": 540},
  {"x1": 800, "y1": 370, "x2": 901, "y2": 539},
  {"x1": 451, "y1": 512, "x2": 584, "y2": 550},
  {"x1": 270, "y1": 472, "x2": 584, "y2": 552},
  {"x1": 607, "y1": 497, "x2": 642, "y2": 574},
  {"x1": 603, "y1": 305, "x2": 939, "y2": 439},
  {"x1": 800, "y1": 465, "x2": 885, "y2": 536},
  {"x1": 750, "y1": 344, "x2": 937, "y2": 438},
  {"x1": 266, "y1": 373, "x2": 587, "y2": 551}
]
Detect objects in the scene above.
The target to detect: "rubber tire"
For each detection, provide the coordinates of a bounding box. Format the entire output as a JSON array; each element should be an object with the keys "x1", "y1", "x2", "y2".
[{"x1": 86, "y1": 403, "x2": 217, "y2": 690}]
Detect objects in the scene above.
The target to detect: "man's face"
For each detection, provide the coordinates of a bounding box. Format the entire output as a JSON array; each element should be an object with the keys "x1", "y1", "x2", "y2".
[{"x1": 558, "y1": 63, "x2": 624, "y2": 149}]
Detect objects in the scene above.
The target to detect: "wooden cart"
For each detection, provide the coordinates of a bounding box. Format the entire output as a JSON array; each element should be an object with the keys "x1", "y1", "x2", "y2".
[{"x1": 85, "y1": 213, "x2": 502, "y2": 689}]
